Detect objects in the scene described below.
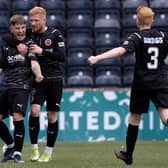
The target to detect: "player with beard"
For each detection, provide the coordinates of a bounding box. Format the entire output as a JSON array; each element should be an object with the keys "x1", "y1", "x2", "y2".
[{"x1": 16, "y1": 7, "x2": 65, "y2": 162}]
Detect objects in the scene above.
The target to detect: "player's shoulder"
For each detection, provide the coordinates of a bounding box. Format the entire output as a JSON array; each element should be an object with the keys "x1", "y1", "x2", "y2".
[
  {"x1": 149, "y1": 29, "x2": 168, "y2": 42},
  {"x1": 125, "y1": 32, "x2": 142, "y2": 45},
  {"x1": 1, "y1": 34, "x2": 19, "y2": 47},
  {"x1": 2, "y1": 34, "x2": 13, "y2": 43},
  {"x1": 47, "y1": 27, "x2": 63, "y2": 38},
  {"x1": 47, "y1": 27, "x2": 59, "y2": 34},
  {"x1": 160, "y1": 31, "x2": 168, "y2": 39},
  {"x1": 132, "y1": 29, "x2": 167, "y2": 41},
  {"x1": 46, "y1": 27, "x2": 54, "y2": 32}
]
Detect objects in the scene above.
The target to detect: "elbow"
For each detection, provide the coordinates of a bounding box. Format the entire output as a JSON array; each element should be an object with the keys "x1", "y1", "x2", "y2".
[
  {"x1": 118, "y1": 47, "x2": 127, "y2": 57},
  {"x1": 118, "y1": 51, "x2": 123, "y2": 57}
]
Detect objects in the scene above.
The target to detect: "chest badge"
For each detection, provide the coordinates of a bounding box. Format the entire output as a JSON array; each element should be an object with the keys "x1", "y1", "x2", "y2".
[{"x1": 44, "y1": 38, "x2": 52, "y2": 46}]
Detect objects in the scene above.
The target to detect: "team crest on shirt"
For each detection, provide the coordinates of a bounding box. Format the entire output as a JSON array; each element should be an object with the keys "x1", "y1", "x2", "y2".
[{"x1": 44, "y1": 38, "x2": 52, "y2": 46}]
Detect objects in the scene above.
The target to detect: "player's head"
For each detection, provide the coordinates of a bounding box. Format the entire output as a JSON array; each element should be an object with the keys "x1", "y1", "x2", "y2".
[
  {"x1": 136, "y1": 6, "x2": 154, "y2": 28},
  {"x1": 10, "y1": 14, "x2": 26, "y2": 41},
  {"x1": 29, "y1": 6, "x2": 47, "y2": 33}
]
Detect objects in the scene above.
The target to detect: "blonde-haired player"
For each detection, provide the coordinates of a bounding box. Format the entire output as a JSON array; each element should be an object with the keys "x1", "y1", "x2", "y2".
[
  {"x1": 25, "y1": 6, "x2": 65, "y2": 162},
  {"x1": 88, "y1": 6, "x2": 168, "y2": 165}
]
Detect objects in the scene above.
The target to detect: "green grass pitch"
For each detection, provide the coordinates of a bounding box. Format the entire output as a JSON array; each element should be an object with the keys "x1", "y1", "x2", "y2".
[{"x1": 0, "y1": 141, "x2": 167, "y2": 168}]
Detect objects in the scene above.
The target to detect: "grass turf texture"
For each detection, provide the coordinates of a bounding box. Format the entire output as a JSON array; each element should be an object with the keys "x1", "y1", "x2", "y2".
[{"x1": 0, "y1": 141, "x2": 167, "y2": 168}]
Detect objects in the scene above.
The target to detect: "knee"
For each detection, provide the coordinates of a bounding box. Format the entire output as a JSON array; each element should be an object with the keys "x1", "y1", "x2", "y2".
[
  {"x1": 30, "y1": 104, "x2": 41, "y2": 117},
  {"x1": 129, "y1": 113, "x2": 142, "y2": 125},
  {"x1": 0, "y1": 115, "x2": 3, "y2": 122},
  {"x1": 47, "y1": 111, "x2": 58, "y2": 123},
  {"x1": 162, "y1": 119, "x2": 168, "y2": 126},
  {"x1": 13, "y1": 112, "x2": 24, "y2": 121}
]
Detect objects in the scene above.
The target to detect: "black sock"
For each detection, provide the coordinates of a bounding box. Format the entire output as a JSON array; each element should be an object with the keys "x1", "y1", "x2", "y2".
[
  {"x1": 13, "y1": 120, "x2": 25, "y2": 152},
  {"x1": 126, "y1": 124, "x2": 139, "y2": 157},
  {"x1": 29, "y1": 116, "x2": 40, "y2": 144},
  {"x1": 0, "y1": 121, "x2": 14, "y2": 145},
  {"x1": 47, "y1": 120, "x2": 58, "y2": 147}
]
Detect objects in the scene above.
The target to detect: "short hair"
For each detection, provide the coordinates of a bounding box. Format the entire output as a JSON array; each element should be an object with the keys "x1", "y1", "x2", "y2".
[
  {"x1": 29, "y1": 6, "x2": 46, "y2": 17},
  {"x1": 136, "y1": 6, "x2": 154, "y2": 26},
  {"x1": 10, "y1": 14, "x2": 26, "y2": 26}
]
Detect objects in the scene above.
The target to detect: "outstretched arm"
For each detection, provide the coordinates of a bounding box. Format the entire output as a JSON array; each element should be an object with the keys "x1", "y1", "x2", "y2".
[
  {"x1": 31, "y1": 60, "x2": 44, "y2": 83},
  {"x1": 88, "y1": 47, "x2": 127, "y2": 65}
]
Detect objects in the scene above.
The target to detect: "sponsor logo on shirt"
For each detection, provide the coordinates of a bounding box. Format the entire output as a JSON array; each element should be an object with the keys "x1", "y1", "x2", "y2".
[
  {"x1": 7, "y1": 54, "x2": 25, "y2": 64},
  {"x1": 58, "y1": 42, "x2": 64, "y2": 47}
]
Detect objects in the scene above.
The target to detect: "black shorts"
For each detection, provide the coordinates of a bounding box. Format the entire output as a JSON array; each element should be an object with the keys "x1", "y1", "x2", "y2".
[
  {"x1": 8, "y1": 88, "x2": 29, "y2": 116},
  {"x1": 130, "y1": 86, "x2": 168, "y2": 114},
  {"x1": 0, "y1": 89, "x2": 9, "y2": 119},
  {"x1": 31, "y1": 79, "x2": 63, "y2": 111}
]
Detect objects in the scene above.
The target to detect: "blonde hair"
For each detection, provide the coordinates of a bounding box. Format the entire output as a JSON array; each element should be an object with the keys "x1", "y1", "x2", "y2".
[
  {"x1": 136, "y1": 6, "x2": 154, "y2": 26},
  {"x1": 29, "y1": 6, "x2": 46, "y2": 17}
]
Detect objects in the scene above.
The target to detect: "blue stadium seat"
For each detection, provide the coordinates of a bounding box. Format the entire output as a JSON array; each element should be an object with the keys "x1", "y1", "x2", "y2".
[
  {"x1": 67, "y1": 12, "x2": 93, "y2": 30},
  {"x1": 95, "y1": 67, "x2": 122, "y2": 87},
  {"x1": 122, "y1": 13, "x2": 137, "y2": 29},
  {"x1": 95, "y1": 0, "x2": 120, "y2": 19},
  {"x1": 150, "y1": 0, "x2": 168, "y2": 13},
  {"x1": 67, "y1": 48, "x2": 92, "y2": 67},
  {"x1": 123, "y1": 66, "x2": 134, "y2": 86},
  {"x1": 94, "y1": 14, "x2": 120, "y2": 45},
  {"x1": 46, "y1": 13, "x2": 65, "y2": 32},
  {"x1": 152, "y1": 13, "x2": 168, "y2": 32},
  {"x1": 94, "y1": 15, "x2": 120, "y2": 45},
  {"x1": 149, "y1": 0, "x2": 168, "y2": 32},
  {"x1": 67, "y1": 67, "x2": 93, "y2": 87},
  {"x1": 0, "y1": 15, "x2": 10, "y2": 33},
  {"x1": 67, "y1": 0, "x2": 93, "y2": 12},
  {"x1": 20, "y1": 14, "x2": 30, "y2": 28},
  {"x1": 95, "y1": 0, "x2": 120, "y2": 10},
  {"x1": 67, "y1": 30, "x2": 93, "y2": 48},
  {"x1": 0, "y1": 0, "x2": 11, "y2": 14},
  {"x1": 122, "y1": 53, "x2": 136, "y2": 67},
  {"x1": 95, "y1": 14, "x2": 120, "y2": 29},
  {"x1": 123, "y1": 0, "x2": 148, "y2": 15},
  {"x1": 12, "y1": 0, "x2": 37, "y2": 14},
  {"x1": 95, "y1": 31, "x2": 120, "y2": 48},
  {"x1": 40, "y1": 0, "x2": 65, "y2": 14},
  {"x1": 122, "y1": 13, "x2": 138, "y2": 41}
]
